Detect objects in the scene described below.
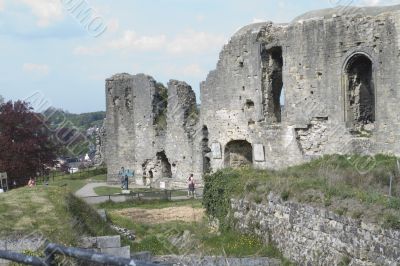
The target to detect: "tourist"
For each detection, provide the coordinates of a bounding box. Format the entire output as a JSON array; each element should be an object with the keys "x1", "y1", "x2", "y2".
[
  {"x1": 187, "y1": 174, "x2": 195, "y2": 197},
  {"x1": 148, "y1": 170, "x2": 153, "y2": 187},
  {"x1": 124, "y1": 174, "x2": 129, "y2": 190},
  {"x1": 118, "y1": 167, "x2": 125, "y2": 188},
  {"x1": 27, "y1": 177, "x2": 35, "y2": 188},
  {"x1": 142, "y1": 172, "x2": 147, "y2": 186}
]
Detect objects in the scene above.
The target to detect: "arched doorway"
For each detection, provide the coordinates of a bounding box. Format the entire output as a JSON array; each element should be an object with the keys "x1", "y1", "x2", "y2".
[
  {"x1": 344, "y1": 54, "x2": 375, "y2": 129},
  {"x1": 224, "y1": 140, "x2": 253, "y2": 168},
  {"x1": 156, "y1": 151, "x2": 172, "y2": 178}
]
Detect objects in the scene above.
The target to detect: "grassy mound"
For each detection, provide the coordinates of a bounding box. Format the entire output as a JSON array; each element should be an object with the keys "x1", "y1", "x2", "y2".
[
  {"x1": 0, "y1": 185, "x2": 114, "y2": 246},
  {"x1": 203, "y1": 154, "x2": 400, "y2": 230}
]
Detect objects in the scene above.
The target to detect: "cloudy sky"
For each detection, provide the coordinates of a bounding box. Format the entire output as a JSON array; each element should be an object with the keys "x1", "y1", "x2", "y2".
[{"x1": 0, "y1": 0, "x2": 398, "y2": 113}]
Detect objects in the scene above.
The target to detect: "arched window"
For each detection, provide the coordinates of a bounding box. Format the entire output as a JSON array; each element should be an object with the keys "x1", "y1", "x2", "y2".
[
  {"x1": 224, "y1": 140, "x2": 253, "y2": 168},
  {"x1": 201, "y1": 126, "x2": 211, "y2": 174},
  {"x1": 344, "y1": 54, "x2": 375, "y2": 129}
]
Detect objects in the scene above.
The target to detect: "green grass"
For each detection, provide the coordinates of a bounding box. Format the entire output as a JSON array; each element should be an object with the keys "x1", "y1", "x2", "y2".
[
  {"x1": 107, "y1": 209, "x2": 289, "y2": 260},
  {"x1": 97, "y1": 198, "x2": 202, "y2": 210},
  {"x1": 37, "y1": 170, "x2": 107, "y2": 193},
  {"x1": 103, "y1": 197, "x2": 291, "y2": 262},
  {"x1": 93, "y1": 186, "x2": 122, "y2": 196},
  {"x1": 203, "y1": 154, "x2": 400, "y2": 229},
  {"x1": 65, "y1": 193, "x2": 115, "y2": 237},
  {"x1": 0, "y1": 187, "x2": 80, "y2": 245}
]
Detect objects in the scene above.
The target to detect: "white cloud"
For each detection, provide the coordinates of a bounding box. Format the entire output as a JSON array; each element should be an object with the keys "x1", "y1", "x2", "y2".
[
  {"x1": 196, "y1": 14, "x2": 205, "y2": 22},
  {"x1": 73, "y1": 46, "x2": 105, "y2": 56},
  {"x1": 166, "y1": 30, "x2": 226, "y2": 55},
  {"x1": 162, "y1": 64, "x2": 206, "y2": 79},
  {"x1": 360, "y1": 0, "x2": 381, "y2": 5},
  {"x1": 252, "y1": 18, "x2": 266, "y2": 23},
  {"x1": 23, "y1": 63, "x2": 50, "y2": 76},
  {"x1": 0, "y1": 0, "x2": 5, "y2": 12},
  {"x1": 180, "y1": 64, "x2": 205, "y2": 77},
  {"x1": 107, "y1": 18, "x2": 120, "y2": 33},
  {"x1": 19, "y1": 0, "x2": 64, "y2": 27},
  {"x1": 108, "y1": 30, "x2": 167, "y2": 51},
  {"x1": 74, "y1": 29, "x2": 226, "y2": 56}
]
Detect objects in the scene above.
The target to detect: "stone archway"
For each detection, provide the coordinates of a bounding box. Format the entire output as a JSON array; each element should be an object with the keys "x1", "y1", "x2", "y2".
[{"x1": 224, "y1": 140, "x2": 253, "y2": 168}]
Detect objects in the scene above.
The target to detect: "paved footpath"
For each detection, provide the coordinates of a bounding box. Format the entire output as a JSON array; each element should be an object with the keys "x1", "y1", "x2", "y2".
[
  {"x1": 75, "y1": 182, "x2": 202, "y2": 205},
  {"x1": 75, "y1": 182, "x2": 119, "y2": 198}
]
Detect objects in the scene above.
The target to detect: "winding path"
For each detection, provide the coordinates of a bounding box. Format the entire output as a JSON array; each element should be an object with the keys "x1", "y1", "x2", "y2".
[{"x1": 75, "y1": 182, "x2": 118, "y2": 197}]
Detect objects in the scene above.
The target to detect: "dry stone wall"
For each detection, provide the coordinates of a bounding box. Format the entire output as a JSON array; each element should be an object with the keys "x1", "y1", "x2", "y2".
[{"x1": 232, "y1": 194, "x2": 400, "y2": 265}]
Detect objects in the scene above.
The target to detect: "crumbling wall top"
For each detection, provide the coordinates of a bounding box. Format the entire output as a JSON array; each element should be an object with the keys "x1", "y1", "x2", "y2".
[
  {"x1": 292, "y1": 4, "x2": 400, "y2": 23},
  {"x1": 106, "y1": 73, "x2": 133, "y2": 81}
]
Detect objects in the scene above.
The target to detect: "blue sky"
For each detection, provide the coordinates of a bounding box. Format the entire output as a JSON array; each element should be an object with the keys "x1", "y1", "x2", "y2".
[{"x1": 0, "y1": 0, "x2": 398, "y2": 113}]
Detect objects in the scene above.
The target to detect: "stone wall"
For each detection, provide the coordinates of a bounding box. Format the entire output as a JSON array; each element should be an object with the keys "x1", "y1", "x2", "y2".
[
  {"x1": 231, "y1": 194, "x2": 400, "y2": 265},
  {"x1": 200, "y1": 6, "x2": 400, "y2": 172},
  {"x1": 104, "y1": 74, "x2": 202, "y2": 185}
]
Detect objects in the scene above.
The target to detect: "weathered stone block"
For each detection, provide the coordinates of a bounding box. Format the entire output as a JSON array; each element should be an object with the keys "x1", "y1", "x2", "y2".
[
  {"x1": 100, "y1": 246, "x2": 130, "y2": 258},
  {"x1": 253, "y1": 144, "x2": 265, "y2": 162},
  {"x1": 211, "y1": 143, "x2": 222, "y2": 159},
  {"x1": 96, "y1": 236, "x2": 120, "y2": 249}
]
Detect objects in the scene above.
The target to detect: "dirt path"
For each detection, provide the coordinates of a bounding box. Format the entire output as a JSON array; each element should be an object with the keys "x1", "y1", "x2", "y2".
[{"x1": 112, "y1": 206, "x2": 205, "y2": 224}]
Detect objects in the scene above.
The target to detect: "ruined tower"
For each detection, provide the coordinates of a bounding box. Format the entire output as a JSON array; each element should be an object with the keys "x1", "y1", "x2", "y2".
[{"x1": 105, "y1": 5, "x2": 400, "y2": 185}]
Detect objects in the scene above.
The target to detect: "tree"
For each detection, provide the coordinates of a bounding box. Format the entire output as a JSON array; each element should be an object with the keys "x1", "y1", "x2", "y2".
[
  {"x1": 0, "y1": 95, "x2": 4, "y2": 105},
  {"x1": 0, "y1": 101, "x2": 58, "y2": 180}
]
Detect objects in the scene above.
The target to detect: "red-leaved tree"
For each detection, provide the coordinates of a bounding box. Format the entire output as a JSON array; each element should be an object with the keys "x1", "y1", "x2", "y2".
[{"x1": 0, "y1": 101, "x2": 57, "y2": 180}]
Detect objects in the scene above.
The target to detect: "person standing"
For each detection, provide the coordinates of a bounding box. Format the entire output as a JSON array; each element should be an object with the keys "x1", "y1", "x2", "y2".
[
  {"x1": 148, "y1": 170, "x2": 153, "y2": 187},
  {"x1": 187, "y1": 174, "x2": 195, "y2": 198},
  {"x1": 124, "y1": 175, "x2": 129, "y2": 190},
  {"x1": 118, "y1": 167, "x2": 125, "y2": 188}
]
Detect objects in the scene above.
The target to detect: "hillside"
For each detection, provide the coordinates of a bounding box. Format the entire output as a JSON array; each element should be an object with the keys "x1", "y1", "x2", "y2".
[
  {"x1": 44, "y1": 108, "x2": 105, "y2": 131},
  {"x1": 43, "y1": 108, "x2": 105, "y2": 157}
]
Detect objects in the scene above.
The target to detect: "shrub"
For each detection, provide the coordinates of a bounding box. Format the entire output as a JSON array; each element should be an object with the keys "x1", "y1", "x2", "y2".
[
  {"x1": 281, "y1": 190, "x2": 290, "y2": 201},
  {"x1": 383, "y1": 213, "x2": 400, "y2": 230}
]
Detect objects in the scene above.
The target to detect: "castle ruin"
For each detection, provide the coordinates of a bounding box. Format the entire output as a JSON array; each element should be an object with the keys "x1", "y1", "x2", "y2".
[{"x1": 104, "y1": 5, "x2": 400, "y2": 185}]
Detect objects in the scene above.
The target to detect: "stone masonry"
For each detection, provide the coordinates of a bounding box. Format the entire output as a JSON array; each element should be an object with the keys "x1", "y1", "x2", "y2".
[
  {"x1": 104, "y1": 5, "x2": 400, "y2": 185},
  {"x1": 232, "y1": 194, "x2": 400, "y2": 265}
]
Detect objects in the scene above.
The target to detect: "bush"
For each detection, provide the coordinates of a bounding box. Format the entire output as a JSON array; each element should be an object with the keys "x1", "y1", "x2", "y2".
[{"x1": 202, "y1": 169, "x2": 242, "y2": 231}]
